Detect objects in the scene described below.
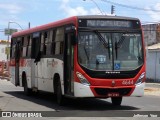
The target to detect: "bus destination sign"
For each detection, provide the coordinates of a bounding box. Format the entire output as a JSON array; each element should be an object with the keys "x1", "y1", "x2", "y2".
[
  {"x1": 78, "y1": 19, "x2": 140, "y2": 29},
  {"x1": 87, "y1": 20, "x2": 131, "y2": 28}
]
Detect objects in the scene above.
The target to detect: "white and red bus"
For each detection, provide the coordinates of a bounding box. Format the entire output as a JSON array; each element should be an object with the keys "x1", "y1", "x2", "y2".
[{"x1": 10, "y1": 15, "x2": 146, "y2": 105}]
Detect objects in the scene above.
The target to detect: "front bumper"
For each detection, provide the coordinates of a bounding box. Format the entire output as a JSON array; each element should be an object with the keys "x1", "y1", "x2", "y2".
[{"x1": 74, "y1": 82, "x2": 145, "y2": 97}]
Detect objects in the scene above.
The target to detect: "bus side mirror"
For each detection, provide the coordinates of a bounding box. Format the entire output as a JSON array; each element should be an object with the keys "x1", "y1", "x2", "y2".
[{"x1": 71, "y1": 35, "x2": 77, "y2": 45}]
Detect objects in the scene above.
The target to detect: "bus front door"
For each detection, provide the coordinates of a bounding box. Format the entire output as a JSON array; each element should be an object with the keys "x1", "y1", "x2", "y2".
[
  {"x1": 64, "y1": 33, "x2": 74, "y2": 95},
  {"x1": 15, "y1": 41, "x2": 21, "y2": 86}
]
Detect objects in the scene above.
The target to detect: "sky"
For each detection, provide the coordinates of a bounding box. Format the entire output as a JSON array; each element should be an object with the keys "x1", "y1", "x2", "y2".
[{"x1": 1, "y1": 0, "x2": 160, "y2": 40}]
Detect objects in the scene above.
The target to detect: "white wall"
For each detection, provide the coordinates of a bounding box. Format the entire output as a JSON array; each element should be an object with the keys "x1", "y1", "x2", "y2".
[
  {"x1": 146, "y1": 50, "x2": 160, "y2": 82},
  {"x1": 0, "y1": 44, "x2": 7, "y2": 61},
  {"x1": 142, "y1": 24, "x2": 157, "y2": 46}
]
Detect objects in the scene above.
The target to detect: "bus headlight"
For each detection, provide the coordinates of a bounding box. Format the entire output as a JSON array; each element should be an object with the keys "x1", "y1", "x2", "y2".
[
  {"x1": 76, "y1": 72, "x2": 90, "y2": 86},
  {"x1": 135, "y1": 72, "x2": 145, "y2": 85}
]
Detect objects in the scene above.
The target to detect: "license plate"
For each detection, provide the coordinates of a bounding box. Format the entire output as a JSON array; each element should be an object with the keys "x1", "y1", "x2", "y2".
[{"x1": 107, "y1": 93, "x2": 119, "y2": 97}]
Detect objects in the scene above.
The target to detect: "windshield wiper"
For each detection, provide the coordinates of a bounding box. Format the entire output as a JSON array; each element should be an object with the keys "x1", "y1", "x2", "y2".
[
  {"x1": 94, "y1": 30, "x2": 111, "y2": 59},
  {"x1": 84, "y1": 46, "x2": 89, "y2": 61},
  {"x1": 117, "y1": 35, "x2": 125, "y2": 48},
  {"x1": 115, "y1": 41, "x2": 118, "y2": 59},
  {"x1": 115, "y1": 33, "x2": 126, "y2": 59}
]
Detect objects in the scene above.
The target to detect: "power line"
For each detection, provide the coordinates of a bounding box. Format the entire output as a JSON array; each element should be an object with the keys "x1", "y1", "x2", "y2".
[
  {"x1": 84, "y1": 0, "x2": 104, "y2": 14},
  {"x1": 101, "y1": 0, "x2": 160, "y2": 12}
]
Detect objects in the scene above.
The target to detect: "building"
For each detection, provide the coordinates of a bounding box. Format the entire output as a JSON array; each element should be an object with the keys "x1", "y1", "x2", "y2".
[
  {"x1": 146, "y1": 43, "x2": 160, "y2": 82},
  {"x1": 142, "y1": 24, "x2": 160, "y2": 82},
  {"x1": 142, "y1": 23, "x2": 160, "y2": 46},
  {"x1": 0, "y1": 40, "x2": 8, "y2": 61},
  {"x1": 0, "y1": 40, "x2": 10, "y2": 78}
]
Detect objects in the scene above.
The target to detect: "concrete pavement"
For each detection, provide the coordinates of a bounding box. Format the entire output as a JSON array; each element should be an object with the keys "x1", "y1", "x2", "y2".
[
  {"x1": 145, "y1": 83, "x2": 160, "y2": 96},
  {"x1": 0, "y1": 78, "x2": 160, "y2": 96}
]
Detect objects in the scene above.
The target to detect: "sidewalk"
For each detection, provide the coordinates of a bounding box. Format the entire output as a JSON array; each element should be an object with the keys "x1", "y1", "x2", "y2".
[
  {"x1": 145, "y1": 82, "x2": 160, "y2": 86},
  {"x1": 0, "y1": 76, "x2": 10, "y2": 81},
  {"x1": 144, "y1": 83, "x2": 160, "y2": 96}
]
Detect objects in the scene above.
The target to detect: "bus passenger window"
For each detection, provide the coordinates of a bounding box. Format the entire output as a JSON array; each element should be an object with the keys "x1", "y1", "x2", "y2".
[
  {"x1": 22, "y1": 47, "x2": 27, "y2": 57},
  {"x1": 27, "y1": 36, "x2": 31, "y2": 57},
  {"x1": 22, "y1": 36, "x2": 28, "y2": 57},
  {"x1": 55, "y1": 27, "x2": 64, "y2": 55},
  {"x1": 51, "y1": 30, "x2": 56, "y2": 55},
  {"x1": 43, "y1": 32, "x2": 48, "y2": 55},
  {"x1": 17, "y1": 37, "x2": 23, "y2": 57},
  {"x1": 55, "y1": 42, "x2": 60, "y2": 54},
  {"x1": 40, "y1": 33, "x2": 46, "y2": 55},
  {"x1": 10, "y1": 38, "x2": 16, "y2": 58},
  {"x1": 60, "y1": 41, "x2": 64, "y2": 54},
  {"x1": 40, "y1": 33, "x2": 44, "y2": 52},
  {"x1": 46, "y1": 30, "x2": 53, "y2": 55}
]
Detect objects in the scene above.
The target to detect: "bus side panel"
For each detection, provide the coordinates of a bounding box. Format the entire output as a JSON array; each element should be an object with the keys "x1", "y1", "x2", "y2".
[
  {"x1": 19, "y1": 59, "x2": 32, "y2": 88},
  {"x1": 37, "y1": 58, "x2": 64, "y2": 93},
  {"x1": 37, "y1": 58, "x2": 53, "y2": 92}
]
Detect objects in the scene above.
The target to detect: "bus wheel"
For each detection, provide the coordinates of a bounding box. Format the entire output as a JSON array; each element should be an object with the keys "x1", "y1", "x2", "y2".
[
  {"x1": 23, "y1": 76, "x2": 31, "y2": 96},
  {"x1": 56, "y1": 80, "x2": 65, "y2": 105},
  {"x1": 111, "y1": 97, "x2": 122, "y2": 106}
]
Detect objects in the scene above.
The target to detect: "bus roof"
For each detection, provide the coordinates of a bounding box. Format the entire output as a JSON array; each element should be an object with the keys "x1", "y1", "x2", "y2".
[
  {"x1": 12, "y1": 16, "x2": 77, "y2": 38},
  {"x1": 12, "y1": 15, "x2": 140, "y2": 38},
  {"x1": 77, "y1": 15, "x2": 139, "y2": 21}
]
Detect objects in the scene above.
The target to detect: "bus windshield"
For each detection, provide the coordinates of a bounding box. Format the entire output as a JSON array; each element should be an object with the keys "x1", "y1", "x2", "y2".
[{"x1": 78, "y1": 31, "x2": 143, "y2": 71}]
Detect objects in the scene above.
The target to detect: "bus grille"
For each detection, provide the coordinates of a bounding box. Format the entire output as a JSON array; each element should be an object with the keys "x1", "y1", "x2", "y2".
[{"x1": 94, "y1": 88, "x2": 132, "y2": 96}]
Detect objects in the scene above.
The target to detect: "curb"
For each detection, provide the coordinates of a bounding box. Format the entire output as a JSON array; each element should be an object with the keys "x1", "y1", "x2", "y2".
[
  {"x1": 145, "y1": 83, "x2": 160, "y2": 86},
  {"x1": 0, "y1": 77, "x2": 10, "y2": 81}
]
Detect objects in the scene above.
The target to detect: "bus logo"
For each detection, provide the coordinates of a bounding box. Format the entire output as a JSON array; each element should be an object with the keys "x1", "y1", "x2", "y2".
[{"x1": 112, "y1": 80, "x2": 116, "y2": 87}]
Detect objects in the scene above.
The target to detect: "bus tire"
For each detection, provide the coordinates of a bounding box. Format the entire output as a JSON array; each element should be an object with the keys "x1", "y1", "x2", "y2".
[
  {"x1": 56, "y1": 80, "x2": 65, "y2": 105},
  {"x1": 111, "y1": 97, "x2": 122, "y2": 106},
  {"x1": 23, "y1": 75, "x2": 31, "y2": 96}
]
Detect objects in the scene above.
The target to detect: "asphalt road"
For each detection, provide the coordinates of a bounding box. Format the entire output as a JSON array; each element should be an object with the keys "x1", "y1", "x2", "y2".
[{"x1": 0, "y1": 79, "x2": 160, "y2": 120}]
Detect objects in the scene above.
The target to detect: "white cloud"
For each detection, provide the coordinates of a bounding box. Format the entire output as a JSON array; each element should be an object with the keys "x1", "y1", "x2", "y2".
[
  {"x1": 60, "y1": 0, "x2": 104, "y2": 17},
  {"x1": 0, "y1": 3, "x2": 22, "y2": 14},
  {"x1": 89, "y1": 7, "x2": 110, "y2": 15},
  {"x1": 64, "y1": 6, "x2": 88, "y2": 16},
  {"x1": 146, "y1": 3, "x2": 160, "y2": 21},
  {"x1": 0, "y1": 3, "x2": 25, "y2": 28}
]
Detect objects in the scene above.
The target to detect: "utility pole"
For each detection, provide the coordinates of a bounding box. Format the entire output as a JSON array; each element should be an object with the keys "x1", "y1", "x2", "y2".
[
  {"x1": 111, "y1": 5, "x2": 115, "y2": 14},
  {"x1": 28, "y1": 22, "x2": 31, "y2": 29}
]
